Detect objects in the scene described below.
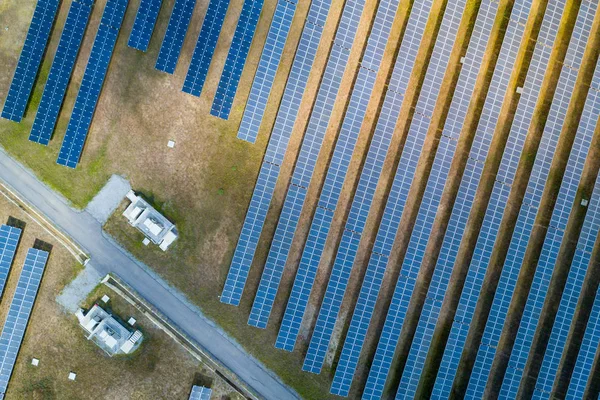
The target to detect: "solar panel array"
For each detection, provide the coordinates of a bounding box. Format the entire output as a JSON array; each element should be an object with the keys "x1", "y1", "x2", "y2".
[
  {"x1": 29, "y1": 0, "x2": 94, "y2": 146},
  {"x1": 392, "y1": 1, "x2": 501, "y2": 397},
  {"x1": 565, "y1": 284, "x2": 600, "y2": 399},
  {"x1": 0, "y1": 226, "x2": 22, "y2": 301},
  {"x1": 431, "y1": 1, "x2": 535, "y2": 396},
  {"x1": 347, "y1": 0, "x2": 465, "y2": 396},
  {"x1": 188, "y1": 385, "x2": 212, "y2": 400},
  {"x1": 220, "y1": 0, "x2": 333, "y2": 306},
  {"x1": 57, "y1": 0, "x2": 129, "y2": 169},
  {"x1": 237, "y1": 0, "x2": 298, "y2": 143},
  {"x1": 182, "y1": 0, "x2": 231, "y2": 96},
  {"x1": 499, "y1": 4, "x2": 596, "y2": 397},
  {"x1": 1, "y1": 0, "x2": 60, "y2": 123},
  {"x1": 531, "y1": 58, "x2": 600, "y2": 400},
  {"x1": 210, "y1": 0, "x2": 266, "y2": 119},
  {"x1": 464, "y1": 1, "x2": 567, "y2": 397},
  {"x1": 330, "y1": 0, "x2": 436, "y2": 395},
  {"x1": 299, "y1": 0, "x2": 403, "y2": 374},
  {"x1": 271, "y1": 0, "x2": 372, "y2": 351},
  {"x1": 155, "y1": 0, "x2": 196, "y2": 74},
  {"x1": 0, "y1": 248, "x2": 49, "y2": 399},
  {"x1": 128, "y1": 0, "x2": 163, "y2": 51}
]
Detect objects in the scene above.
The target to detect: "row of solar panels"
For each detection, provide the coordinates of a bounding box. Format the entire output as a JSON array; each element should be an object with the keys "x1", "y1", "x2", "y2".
[
  {"x1": 0, "y1": 225, "x2": 49, "y2": 399},
  {"x1": 222, "y1": 0, "x2": 600, "y2": 398},
  {"x1": 3, "y1": 0, "x2": 300, "y2": 167}
]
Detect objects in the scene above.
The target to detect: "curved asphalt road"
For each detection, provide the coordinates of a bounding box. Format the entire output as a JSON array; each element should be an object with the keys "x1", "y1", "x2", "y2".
[{"x1": 0, "y1": 148, "x2": 299, "y2": 400}]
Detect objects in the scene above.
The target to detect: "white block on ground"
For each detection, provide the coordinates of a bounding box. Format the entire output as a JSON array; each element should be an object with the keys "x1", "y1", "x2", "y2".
[
  {"x1": 31, "y1": 358, "x2": 39, "y2": 366},
  {"x1": 167, "y1": 140, "x2": 175, "y2": 148},
  {"x1": 128, "y1": 317, "x2": 136, "y2": 326},
  {"x1": 101, "y1": 295, "x2": 110, "y2": 303},
  {"x1": 68, "y1": 372, "x2": 76, "y2": 381},
  {"x1": 142, "y1": 238, "x2": 150, "y2": 246}
]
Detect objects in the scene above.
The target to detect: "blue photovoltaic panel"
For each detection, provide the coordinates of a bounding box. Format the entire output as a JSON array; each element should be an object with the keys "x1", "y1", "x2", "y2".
[
  {"x1": 432, "y1": 3, "x2": 535, "y2": 397},
  {"x1": 0, "y1": 248, "x2": 49, "y2": 399},
  {"x1": 565, "y1": 284, "x2": 600, "y2": 400},
  {"x1": 355, "y1": 0, "x2": 468, "y2": 396},
  {"x1": 188, "y1": 385, "x2": 212, "y2": 400},
  {"x1": 499, "y1": 4, "x2": 596, "y2": 397},
  {"x1": 220, "y1": 0, "x2": 333, "y2": 306},
  {"x1": 29, "y1": 0, "x2": 94, "y2": 145},
  {"x1": 182, "y1": 0, "x2": 230, "y2": 96},
  {"x1": 210, "y1": 0, "x2": 266, "y2": 119},
  {"x1": 155, "y1": 0, "x2": 196, "y2": 74},
  {"x1": 392, "y1": 1, "x2": 502, "y2": 397},
  {"x1": 273, "y1": 0, "x2": 372, "y2": 351},
  {"x1": 0, "y1": 225, "x2": 22, "y2": 301},
  {"x1": 531, "y1": 56, "x2": 600, "y2": 400},
  {"x1": 128, "y1": 0, "x2": 163, "y2": 51},
  {"x1": 300, "y1": 0, "x2": 403, "y2": 374},
  {"x1": 1, "y1": 0, "x2": 60, "y2": 122},
  {"x1": 237, "y1": 0, "x2": 298, "y2": 143},
  {"x1": 463, "y1": 1, "x2": 567, "y2": 397},
  {"x1": 56, "y1": 0, "x2": 129, "y2": 169},
  {"x1": 329, "y1": 0, "x2": 437, "y2": 395}
]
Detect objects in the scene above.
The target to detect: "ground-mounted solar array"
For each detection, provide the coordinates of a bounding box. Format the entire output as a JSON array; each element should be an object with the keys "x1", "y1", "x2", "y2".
[
  {"x1": 29, "y1": 0, "x2": 94, "y2": 146},
  {"x1": 0, "y1": 248, "x2": 49, "y2": 399},
  {"x1": 211, "y1": 0, "x2": 265, "y2": 119},
  {"x1": 1, "y1": 0, "x2": 60, "y2": 123},
  {"x1": 155, "y1": 0, "x2": 196, "y2": 74},
  {"x1": 220, "y1": 0, "x2": 334, "y2": 307},
  {"x1": 531, "y1": 57, "x2": 600, "y2": 400},
  {"x1": 498, "y1": 3, "x2": 597, "y2": 397},
  {"x1": 432, "y1": 0, "x2": 536, "y2": 396},
  {"x1": 300, "y1": 0, "x2": 403, "y2": 374},
  {"x1": 465, "y1": 1, "x2": 568, "y2": 397},
  {"x1": 394, "y1": 1, "x2": 502, "y2": 397},
  {"x1": 272, "y1": 0, "x2": 372, "y2": 351},
  {"x1": 236, "y1": 0, "x2": 299, "y2": 143},
  {"x1": 331, "y1": 0, "x2": 436, "y2": 395},
  {"x1": 182, "y1": 0, "x2": 231, "y2": 97},
  {"x1": 357, "y1": 0, "x2": 467, "y2": 396},
  {"x1": 56, "y1": 0, "x2": 129, "y2": 169},
  {"x1": 188, "y1": 385, "x2": 212, "y2": 400},
  {"x1": 0, "y1": 226, "x2": 22, "y2": 301},
  {"x1": 566, "y1": 283, "x2": 600, "y2": 399},
  {"x1": 128, "y1": 0, "x2": 163, "y2": 51}
]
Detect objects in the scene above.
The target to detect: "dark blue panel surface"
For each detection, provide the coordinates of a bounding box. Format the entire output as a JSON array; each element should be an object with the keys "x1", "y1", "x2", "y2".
[
  {"x1": 155, "y1": 0, "x2": 196, "y2": 74},
  {"x1": 128, "y1": 0, "x2": 163, "y2": 51}
]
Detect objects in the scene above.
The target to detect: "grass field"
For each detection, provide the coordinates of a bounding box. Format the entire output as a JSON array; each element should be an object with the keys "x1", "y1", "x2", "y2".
[{"x1": 2, "y1": 0, "x2": 600, "y2": 399}]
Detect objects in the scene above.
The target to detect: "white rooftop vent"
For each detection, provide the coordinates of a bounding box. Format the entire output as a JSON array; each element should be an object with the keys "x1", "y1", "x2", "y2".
[{"x1": 143, "y1": 218, "x2": 163, "y2": 236}]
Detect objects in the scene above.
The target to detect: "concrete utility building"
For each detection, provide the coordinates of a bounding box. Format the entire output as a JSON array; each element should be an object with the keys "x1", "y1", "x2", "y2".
[
  {"x1": 122, "y1": 190, "x2": 178, "y2": 251},
  {"x1": 76, "y1": 305, "x2": 143, "y2": 356}
]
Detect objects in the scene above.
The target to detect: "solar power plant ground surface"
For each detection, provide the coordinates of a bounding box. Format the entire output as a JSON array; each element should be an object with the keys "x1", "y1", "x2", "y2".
[{"x1": 2, "y1": 0, "x2": 600, "y2": 399}]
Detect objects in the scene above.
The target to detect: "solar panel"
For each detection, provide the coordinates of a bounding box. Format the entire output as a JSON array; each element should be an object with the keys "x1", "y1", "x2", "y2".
[
  {"x1": 530, "y1": 55, "x2": 600, "y2": 400},
  {"x1": 56, "y1": 0, "x2": 129, "y2": 169},
  {"x1": 1, "y1": 0, "x2": 60, "y2": 122},
  {"x1": 219, "y1": 0, "x2": 335, "y2": 306},
  {"x1": 460, "y1": 1, "x2": 568, "y2": 397},
  {"x1": 155, "y1": 0, "x2": 196, "y2": 74},
  {"x1": 272, "y1": 0, "x2": 376, "y2": 350},
  {"x1": 188, "y1": 385, "x2": 212, "y2": 400},
  {"x1": 237, "y1": 0, "x2": 298, "y2": 142},
  {"x1": 0, "y1": 225, "x2": 22, "y2": 301},
  {"x1": 128, "y1": 0, "x2": 163, "y2": 51},
  {"x1": 210, "y1": 0, "x2": 266, "y2": 119},
  {"x1": 565, "y1": 285, "x2": 600, "y2": 400},
  {"x1": 299, "y1": 0, "x2": 402, "y2": 373},
  {"x1": 29, "y1": 0, "x2": 94, "y2": 145},
  {"x1": 0, "y1": 248, "x2": 49, "y2": 399},
  {"x1": 498, "y1": 4, "x2": 596, "y2": 397},
  {"x1": 182, "y1": 0, "x2": 231, "y2": 96},
  {"x1": 372, "y1": 1, "x2": 502, "y2": 397}
]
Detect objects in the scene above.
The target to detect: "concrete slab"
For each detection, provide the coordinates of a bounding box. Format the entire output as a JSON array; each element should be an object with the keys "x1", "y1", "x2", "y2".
[
  {"x1": 57, "y1": 263, "x2": 103, "y2": 312},
  {"x1": 86, "y1": 175, "x2": 131, "y2": 224}
]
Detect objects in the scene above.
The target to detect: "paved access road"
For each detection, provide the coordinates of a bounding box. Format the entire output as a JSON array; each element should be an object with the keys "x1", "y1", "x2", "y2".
[{"x1": 0, "y1": 149, "x2": 299, "y2": 400}]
